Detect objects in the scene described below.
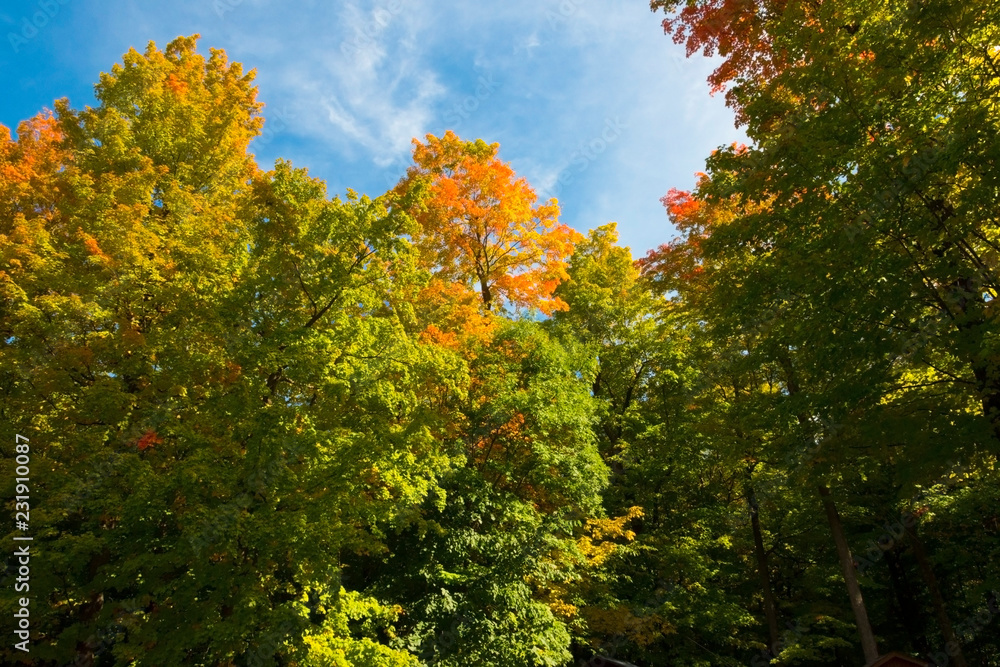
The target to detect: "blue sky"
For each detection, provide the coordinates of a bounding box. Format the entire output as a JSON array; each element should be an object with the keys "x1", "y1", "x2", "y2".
[{"x1": 0, "y1": 0, "x2": 744, "y2": 257}]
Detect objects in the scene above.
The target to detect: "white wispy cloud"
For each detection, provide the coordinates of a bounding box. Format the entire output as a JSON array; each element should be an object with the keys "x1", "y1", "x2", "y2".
[{"x1": 9, "y1": 0, "x2": 745, "y2": 254}]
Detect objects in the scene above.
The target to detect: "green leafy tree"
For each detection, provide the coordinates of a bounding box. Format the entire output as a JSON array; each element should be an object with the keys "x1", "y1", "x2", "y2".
[
  {"x1": 0, "y1": 37, "x2": 455, "y2": 666},
  {"x1": 357, "y1": 320, "x2": 609, "y2": 667},
  {"x1": 648, "y1": 0, "x2": 1000, "y2": 662}
]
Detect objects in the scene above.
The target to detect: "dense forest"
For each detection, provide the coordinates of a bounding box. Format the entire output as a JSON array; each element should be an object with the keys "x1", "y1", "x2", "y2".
[{"x1": 1, "y1": 0, "x2": 999, "y2": 665}]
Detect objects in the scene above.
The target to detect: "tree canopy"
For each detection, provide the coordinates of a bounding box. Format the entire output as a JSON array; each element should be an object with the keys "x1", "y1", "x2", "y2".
[{"x1": 2, "y1": 16, "x2": 1000, "y2": 666}]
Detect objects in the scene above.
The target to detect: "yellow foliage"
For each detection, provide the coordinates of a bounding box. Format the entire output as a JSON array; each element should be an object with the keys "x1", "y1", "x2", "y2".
[
  {"x1": 530, "y1": 507, "x2": 644, "y2": 624},
  {"x1": 577, "y1": 506, "x2": 643, "y2": 567},
  {"x1": 582, "y1": 605, "x2": 676, "y2": 647}
]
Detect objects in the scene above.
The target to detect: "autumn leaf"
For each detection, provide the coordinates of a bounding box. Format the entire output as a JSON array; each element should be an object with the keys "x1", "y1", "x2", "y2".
[
  {"x1": 394, "y1": 130, "x2": 581, "y2": 316},
  {"x1": 135, "y1": 429, "x2": 163, "y2": 451}
]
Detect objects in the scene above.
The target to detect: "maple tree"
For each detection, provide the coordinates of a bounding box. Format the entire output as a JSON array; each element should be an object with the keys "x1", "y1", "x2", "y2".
[
  {"x1": 393, "y1": 130, "x2": 581, "y2": 316},
  {"x1": 645, "y1": 0, "x2": 1000, "y2": 663},
  {"x1": 652, "y1": 0, "x2": 1000, "y2": 470},
  {"x1": 0, "y1": 36, "x2": 451, "y2": 666},
  {"x1": 650, "y1": 0, "x2": 792, "y2": 124}
]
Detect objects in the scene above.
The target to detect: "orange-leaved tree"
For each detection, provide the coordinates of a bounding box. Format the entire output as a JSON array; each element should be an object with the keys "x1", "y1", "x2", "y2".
[{"x1": 394, "y1": 130, "x2": 581, "y2": 317}]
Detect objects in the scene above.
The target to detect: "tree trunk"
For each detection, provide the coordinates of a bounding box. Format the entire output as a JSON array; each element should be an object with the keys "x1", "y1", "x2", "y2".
[
  {"x1": 746, "y1": 484, "x2": 781, "y2": 654},
  {"x1": 939, "y1": 272, "x2": 1000, "y2": 445},
  {"x1": 905, "y1": 521, "x2": 967, "y2": 667},
  {"x1": 819, "y1": 485, "x2": 879, "y2": 663},
  {"x1": 479, "y1": 274, "x2": 493, "y2": 311},
  {"x1": 884, "y1": 544, "x2": 930, "y2": 654}
]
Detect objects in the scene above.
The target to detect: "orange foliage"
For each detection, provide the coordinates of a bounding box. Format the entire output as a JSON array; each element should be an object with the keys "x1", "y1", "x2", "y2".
[
  {"x1": 661, "y1": 187, "x2": 701, "y2": 226},
  {"x1": 79, "y1": 230, "x2": 112, "y2": 265},
  {"x1": 398, "y1": 131, "x2": 581, "y2": 316},
  {"x1": 640, "y1": 164, "x2": 764, "y2": 295},
  {"x1": 135, "y1": 430, "x2": 163, "y2": 451},
  {"x1": 418, "y1": 324, "x2": 459, "y2": 349},
  {"x1": 652, "y1": 0, "x2": 793, "y2": 122},
  {"x1": 165, "y1": 72, "x2": 189, "y2": 96},
  {"x1": 471, "y1": 412, "x2": 529, "y2": 467},
  {"x1": 413, "y1": 278, "x2": 495, "y2": 350},
  {"x1": 638, "y1": 186, "x2": 710, "y2": 289},
  {"x1": 0, "y1": 112, "x2": 67, "y2": 225},
  {"x1": 0, "y1": 113, "x2": 65, "y2": 182}
]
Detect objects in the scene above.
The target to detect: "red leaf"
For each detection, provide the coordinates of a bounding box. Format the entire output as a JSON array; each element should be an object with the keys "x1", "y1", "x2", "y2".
[{"x1": 136, "y1": 430, "x2": 163, "y2": 451}]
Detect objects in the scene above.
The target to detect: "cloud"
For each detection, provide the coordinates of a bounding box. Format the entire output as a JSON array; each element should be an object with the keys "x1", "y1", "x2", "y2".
[
  {"x1": 513, "y1": 31, "x2": 541, "y2": 57},
  {"x1": 2, "y1": 0, "x2": 744, "y2": 255},
  {"x1": 254, "y1": 0, "x2": 447, "y2": 170}
]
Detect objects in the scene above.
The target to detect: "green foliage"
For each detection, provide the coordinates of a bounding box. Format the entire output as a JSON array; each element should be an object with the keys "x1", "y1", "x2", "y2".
[
  {"x1": 3, "y1": 12, "x2": 1000, "y2": 666},
  {"x1": 1, "y1": 36, "x2": 459, "y2": 666},
  {"x1": 353, "y1": 320, "x2": 608, "y2": 667},
  {"x1": 641, "y1": 0, "x2": 1000, "y2": 663}
]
